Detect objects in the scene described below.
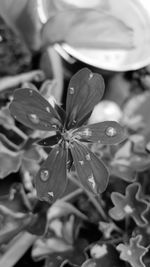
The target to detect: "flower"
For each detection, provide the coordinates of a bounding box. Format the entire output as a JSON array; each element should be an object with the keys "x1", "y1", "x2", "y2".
[
  {"x1": 109, "y1": 183, "x2": 149, "y2": 227},
  {"x1": 117, "y1": 235, "x2": 148, "y2": 267},
  {"x1": 9, "y1": 68, "x2": 126, "y2": 202}
]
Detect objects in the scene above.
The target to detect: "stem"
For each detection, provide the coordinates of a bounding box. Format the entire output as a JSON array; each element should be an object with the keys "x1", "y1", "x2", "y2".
[
  {"x1": 0, "y1": 70, "x2": 45, "y2": 92},
  {"x1": 60, "y1": 188, "x2": 83, "y2": 202},
  {"x1": 12, "y1": 126, "x2": 28, "y2": 140},
  {"x1": 68, "y1": 173, "x2": 107, "y2": 220},
  {"x1": 0, "y1": 232, "x2": 36, "y2": 267}
]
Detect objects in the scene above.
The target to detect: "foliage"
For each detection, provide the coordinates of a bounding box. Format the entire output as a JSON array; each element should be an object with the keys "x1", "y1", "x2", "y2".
[{"x1": 1, "y1": 18, "x2": 150, "y2": 267}]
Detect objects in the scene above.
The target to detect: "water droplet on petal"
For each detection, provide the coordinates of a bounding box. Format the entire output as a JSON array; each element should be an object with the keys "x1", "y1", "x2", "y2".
[
  {"x1": 86, "y1": 154, "x2": 91, "y2": 161},
  {"x1": 69, "y1": 87, "x2": 74, "y2": 94},
  {"x1": 46, "y1": 106, "x2": 51, "y2": 113},
  {"x1": 105, "y1": 127, "x2": 117, "y2": 137},
  {"x1": 28, "y1": 114, "x2": 40, "y2": 124},
  {"x1": 40, "y1": 169, "x2": 49, "y2": 181},
  {"x1": 89, "y1": 72, "x2": 94, "y2": 80}
]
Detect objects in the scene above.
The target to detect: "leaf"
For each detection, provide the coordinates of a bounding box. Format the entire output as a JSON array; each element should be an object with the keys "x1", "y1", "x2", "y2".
[
  {"x1": 117, "y1": 235, "x2": 148, "y2": 267},
  {"x1": 42, "y1": 8, "x2": 134, "y2": 50},
  {"x1": 70, "y1": 142, "x2": 109, "y2": 194},
  {"x1": 9, "y1": 88, "x2": 62, "y2": 131},
  {"x1": 0, "y1": 183, "x2": 33, "y2": 244},
  {"x1": 123, "y1": 92, "x2": 150, "y2": 132},
  {"x1": 109, "y1": 183, "x2": 149, "y2": 226},
  {"x1": 35, "y1": 144, "x2": 67, "y2": 202},
  {"x1": 0, "y1": 141, "x2": 22, "y2": 178},
  {"x1": 0, "y1": 105, "x2": 15, "y2": 129},
  {"x1": 74, "y1": 121, "x2": 127, "y2": 145},
  {"x1": 110, "y1": 162, "x2": 137, "y2": 182},
  {"x1": 65, "y1": 68, "x2": 104, "y2": 129}
]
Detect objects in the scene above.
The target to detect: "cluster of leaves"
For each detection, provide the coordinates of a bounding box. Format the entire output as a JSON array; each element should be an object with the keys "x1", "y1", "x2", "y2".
[{"x1": 1, "y1": 66, "x2": 150, "y2": 267}]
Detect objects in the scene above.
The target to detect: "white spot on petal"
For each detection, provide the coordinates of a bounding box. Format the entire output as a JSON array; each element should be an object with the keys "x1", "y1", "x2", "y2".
[
  {"x1": 46, "y1": 106, "x2": 51, "y2": 113},
  {"x1": 28, "y1": 114, "x2": 40, "y2": 124},
  {"x1": 29, "y1": 90, "x2": 33, "y2": 96},
  {"x1": 89, "y1": 72, "x2": 94, "y2": 80},
  {"x1": 48, "y1": 191, "x2": 54, "y2": 198},
  {"x1": 69, "y1": 87, "x2": 74, "y2": 94},
  {"x1": 124, "y1": 205, "x2": 133, "y2": 214},
  {"x1": 82, "y1": 128, "x2": 92, "y2": 137},
  {"x1": 88, "y1": 174, "x2": 96, "y2": 189},
  {"x1": 86, "y1": 154, "x2": 91, "y2": 161},
  {"x1": 79, "y1": 160, "x2": 84, "y2": 165}
]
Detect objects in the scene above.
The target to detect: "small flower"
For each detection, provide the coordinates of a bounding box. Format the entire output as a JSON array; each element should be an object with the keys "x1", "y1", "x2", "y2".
[
  {"x1": 9, "y1": 68, "x2": 126, "y2": 202},
  {"x1": 109, "y1": 183, "x2": 149, "y2": 227},
  {"x1": 117, "y1": 235, "x2": 148, "y2": 267}
]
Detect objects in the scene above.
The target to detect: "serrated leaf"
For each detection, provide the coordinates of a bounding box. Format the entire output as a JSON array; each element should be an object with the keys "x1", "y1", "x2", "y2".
[
  {"x1": 117, "y1": 235, "x2": 148, "y2": 267},
  {"x1": 109, "y1": 183, "x2": 149, "y2": 226}
]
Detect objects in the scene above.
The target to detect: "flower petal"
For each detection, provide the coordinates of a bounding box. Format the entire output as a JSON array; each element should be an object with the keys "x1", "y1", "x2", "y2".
[
  {"x1": 35, "y1": 144, "x2": 67, "y2": 202},
  {"x1": 9, "y1": 88, "x2": 62, "y2": 131},
  {"x1": 36, "y1": 133, "x2": 62, "y2": 147},
  {"x1": 66, "y1": 68, "x2": 104, "y2": 129},
  {"x1": 70, "y1": 142, "x2": 109, "y2": 194},
  {"x1": 73, "y1": 121, "x2": 127, "y2": 145}
]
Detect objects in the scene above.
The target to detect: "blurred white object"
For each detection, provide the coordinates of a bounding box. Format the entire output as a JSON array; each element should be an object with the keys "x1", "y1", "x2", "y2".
[
  {"x1": 37, "y1": 0, "x2": 150, "y2": 71},
  {"x1": 88, "y1": 100, "x2": 122, "y2": 124}
]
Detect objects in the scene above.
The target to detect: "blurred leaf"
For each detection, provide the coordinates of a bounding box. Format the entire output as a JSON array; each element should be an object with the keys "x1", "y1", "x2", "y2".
[
  {"x1": 88, "y1": 100, "x2": 122, "y2": 124},
  {"x1": 0, "y1": 141, "x2": 22, "y2": 178},
  {"x1": 0, "y1": 105, "x2": 15, "y2": 129},
  {"x1": 42, "y1": 8, "x2": 134, "y2": 50},
  {"x1": 109, "y1": 183, "x2": 149, "y2": 227},
  {"x1": 110, "y1": 162, "x2": 137, "y2": 182},
  {"x1": 117, "y1": 235, "x2": 148, "y2": 267},
  {"x1": 123, "y1": 92, "x2": 150, "y2": 132},
  {"x1": 0, "y1": 184, "x2": 48, "y2": 238}
]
